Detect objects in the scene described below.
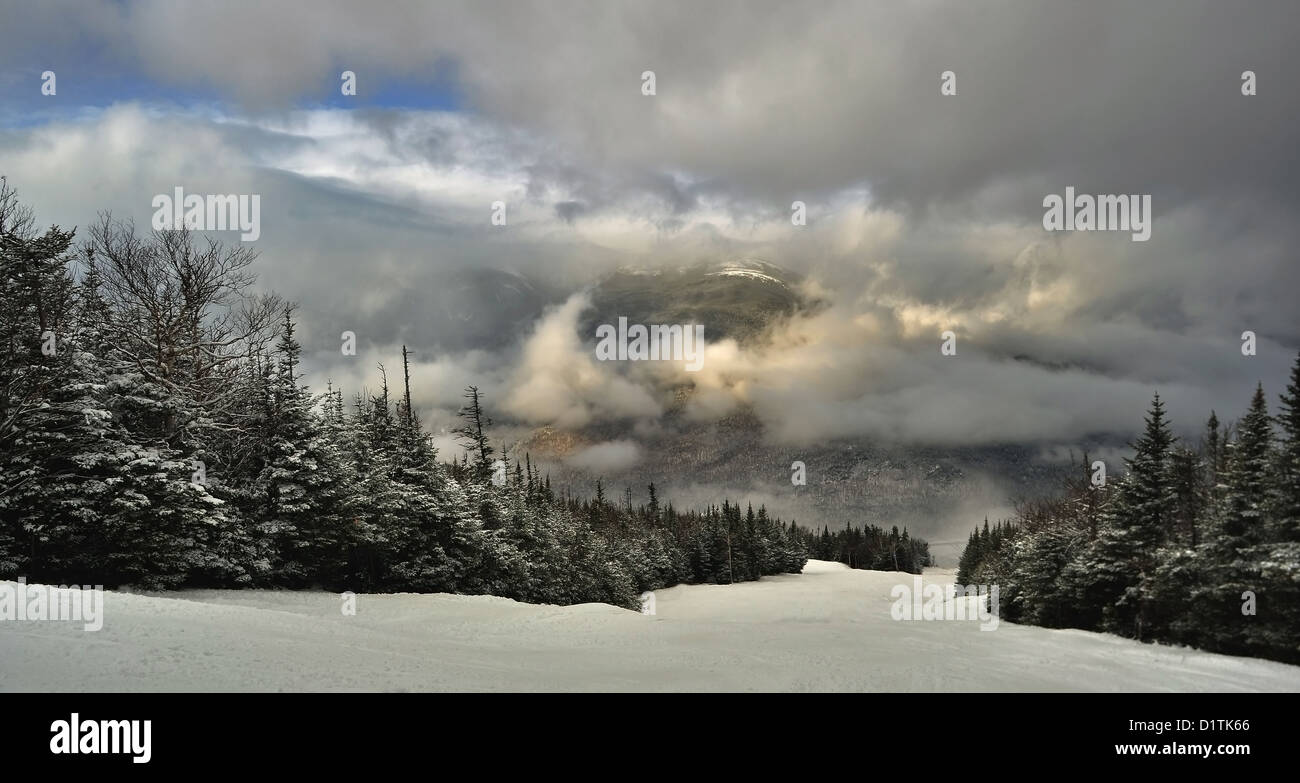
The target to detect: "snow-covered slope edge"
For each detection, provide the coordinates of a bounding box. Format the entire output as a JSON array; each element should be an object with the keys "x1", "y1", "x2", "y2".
[{"x1": 2, "y1": 562, "x2": 1298, "y2": 692}]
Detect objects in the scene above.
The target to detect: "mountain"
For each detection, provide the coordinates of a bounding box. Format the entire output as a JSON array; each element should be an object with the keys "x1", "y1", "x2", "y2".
[
  {"x1": 496, "y1": 258, "x2": 1079, "y2": 564},
  {"x1": 387, "y1": 259, "x2": 1095, "y2": 563},
  {"x1": 580, "y1": 257, "x2": 806, "y2": 345},
  {"x1": 522, "y1": 406, "x2": 1069, "y2": 565}
]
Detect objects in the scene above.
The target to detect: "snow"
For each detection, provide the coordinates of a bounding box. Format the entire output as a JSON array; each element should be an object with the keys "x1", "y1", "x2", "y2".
[
  {"x1": 707, "y1": 265, "x2": 787, "y2": 286},
  {"x1": 3, "y1": 561, "x2": 1299, "y2": 692}
]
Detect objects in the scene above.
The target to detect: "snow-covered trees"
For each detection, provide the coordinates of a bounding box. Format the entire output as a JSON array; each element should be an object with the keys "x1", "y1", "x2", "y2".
[
  {"x1": 957, "y1": 375, "x2": 1300, "y2": 665},
  {"x1": 0, "y1": 181, "x2": 103, "y2": 581},
  {"x1": 1254, "y1": 360, "x2": 1300, "y2": 661},
  {"x1": 803, "y1": 521, "x2": 932, "y2": 575},
  {"x1": 0, "y1": 184, "x2": 806, "y2": 606},
  {"x1": 1275, "y1": 356, "x2": 1300, "y2": 540},
  {"x1": 452, "y1": 385, "x2": 493, "y2": 481},
  {"x1": 237, "y1": 309, "x2": 357, "y2": 587},
  {"x1": 1083, "y1": 393, "x2": 1178, "y2": 638}
]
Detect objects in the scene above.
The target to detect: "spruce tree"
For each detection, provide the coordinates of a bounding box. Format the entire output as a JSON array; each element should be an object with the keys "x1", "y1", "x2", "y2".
[
  {"x1": 1194, "y1": 385, "x2": 1274, "y2": 656},
  {"x1": 1274, "y1": 354, "x2": 1300, "y2": 541},
  {"x1": 452, "y1": 385, "x2": 494, "y2": 480},
  {"x1": 1258, "y1": 353, "x2": 1300, "y2": 661},
  {"x1": 1082, "y1": 393, "x2": 1176, "y2": 638},
  {"x1": 0, "y1": 203, "x2": 98, "y2": 580},
  {"x1": 246, "y1": 308, "x2": 357, "y2": 585}
]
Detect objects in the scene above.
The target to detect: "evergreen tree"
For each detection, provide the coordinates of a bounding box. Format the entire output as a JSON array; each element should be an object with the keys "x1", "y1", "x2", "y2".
[
  {"x1": 1196, "y1": 384, "x2": 1275, "y2": 656},
  {"x1": 452, "y1": 386, "x2": 493, "y2": 480},
  {"x1": 646, "y1": 482, "x2": 660, "y2": 526},
  {"x1": 0, "y1": 178, "x2": 816, "y2": 618},
  {"x1": 1258, "y1": 353, "x2": 1300, "y2": 661},
  {"x1": 245, "y1": 307, "x2": 356, "y2": 585},
  {"x1": 0, "y1": 193, "x2": 102, "y2": 580},
  {"x1": 1078, "y1": 393, "x2": 1176, "y2": 638},
  {"x1": 1274, "y1": 355, "x2": 1300, "y2": 541}
]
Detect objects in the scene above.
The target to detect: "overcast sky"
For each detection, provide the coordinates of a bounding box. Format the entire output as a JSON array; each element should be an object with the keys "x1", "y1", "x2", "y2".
[{"x1": 1, "y1": 0, "x2": 1296, "y2": 454}]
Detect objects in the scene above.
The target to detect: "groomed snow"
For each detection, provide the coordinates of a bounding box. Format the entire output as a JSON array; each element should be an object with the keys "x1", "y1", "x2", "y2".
[{"x1": 3, "y1": 562, "x2": 1298, "y2": 692}]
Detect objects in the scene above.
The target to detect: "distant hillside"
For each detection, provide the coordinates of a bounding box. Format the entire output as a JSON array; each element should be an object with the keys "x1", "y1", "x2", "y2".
[
  {"x1": 449, "y1": 256, "x2": 1086, "y2": 563},
  {"x1": 580, "y1": 258, "x2": 807, "y2": 345}
]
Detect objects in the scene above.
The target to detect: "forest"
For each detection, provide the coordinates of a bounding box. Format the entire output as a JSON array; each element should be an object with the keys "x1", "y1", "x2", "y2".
[
  {"x1": 0, "y1": 180, "x2": 808, "y2": 609},
  {"x1": 957, "y1": 375, "x2": 1300, "y2": 664},
  {"x1": 801, "y1": 523, "x2": 932, "y2": 574}
]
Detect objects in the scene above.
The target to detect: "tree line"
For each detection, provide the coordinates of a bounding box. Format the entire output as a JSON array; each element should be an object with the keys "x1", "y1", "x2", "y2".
[
  {"x1": 0, "y1": 180, "x2": 806, "y2": 609},
  {"x1": 803, "y1": 523, "x2": 932, "y2": 574},
  {"x1": 957, "y1": 370, "x2": 1300, "y2": 664}
]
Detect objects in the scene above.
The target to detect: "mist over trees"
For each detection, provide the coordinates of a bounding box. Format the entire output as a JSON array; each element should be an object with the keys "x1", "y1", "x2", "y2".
[
  {"x1": 0, "y1": 182, "x2": 806, "y2": 607},
  {"x1": 958, "y1": 374, "x2": 1300, "y2": 664}
]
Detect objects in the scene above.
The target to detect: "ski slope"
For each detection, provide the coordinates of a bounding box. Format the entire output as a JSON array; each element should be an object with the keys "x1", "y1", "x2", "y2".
[{"x1": 3, "y1": 561, "x2": 1298, "y2": 692}]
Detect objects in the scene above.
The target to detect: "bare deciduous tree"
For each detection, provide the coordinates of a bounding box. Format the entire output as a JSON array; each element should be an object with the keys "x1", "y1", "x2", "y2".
[{"x1": 85, "y1": 215, "x2": 283, "y2": 444}]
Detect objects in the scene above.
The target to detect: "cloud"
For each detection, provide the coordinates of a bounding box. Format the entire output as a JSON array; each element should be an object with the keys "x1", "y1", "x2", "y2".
[
  {"x1": 504, "y1": 293, "x2": 662, "y2": 429},
  {"x1": 8, "y1": 1, "x2": 1298, "y2": 209},
  {"x1": 565, "y1": 440, "x2": 644, "y2": 473},
  {"x1": 0, "y1": 2, "x2": 1296, "y2": 453}
]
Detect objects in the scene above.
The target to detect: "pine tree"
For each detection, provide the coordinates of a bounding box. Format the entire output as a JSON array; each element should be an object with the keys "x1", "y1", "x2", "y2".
[
  {"x1": 0, "y1": 193, "x2": 100, "y2": 579},
  {"x1": 246, "y1": 307, "x2": 357, "y2": 586},
  {"x1": 1257, "y1": 353, "x2": 1300, "y2": 661},
  {"x1": 1169, "y1": 447, "x2": 1204, "y2": 547},
  {"x1": 1222, "y1": 385, "x2": 1274, "y2": 546},
  {"x1": 1082, "y1": 393, "x2": 1176, "y2": 638},
  {"x1": 452, "y1": 385, "x2": 493, "y2": 480},
  {"x1": 385, "y1": 354, "x2": 487, "y2": 594},
  {"x1": 1178, "y1": 384, "x2": 1271, "y2": 656},
  {"x1": 1012, "y1": 521, "x2": 1085, "y2": 627},
  {"x1": 646, "y1": 482, "x2": 660, "y2": 526},
  {"x1": 1274, "y1": 354, "x2": 1300, "y2": 541},
  {"x1": 955, "y1": 529, "x2": 979, "y2": 585}
]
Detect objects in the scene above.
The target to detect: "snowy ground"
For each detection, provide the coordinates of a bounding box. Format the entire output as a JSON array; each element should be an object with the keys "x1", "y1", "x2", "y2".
[{"x1": 3, "y1": 560, "x2": 1299, "y2": 692}]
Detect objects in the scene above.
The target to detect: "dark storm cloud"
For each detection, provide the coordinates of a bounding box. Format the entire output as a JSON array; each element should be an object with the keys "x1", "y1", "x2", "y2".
[
  {"x1": 0, "y1": 0, "x2": 1296, "y2": 447},
  {"x1": 7, "y1": 0, "x2": 1293, "y2": 209}
]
